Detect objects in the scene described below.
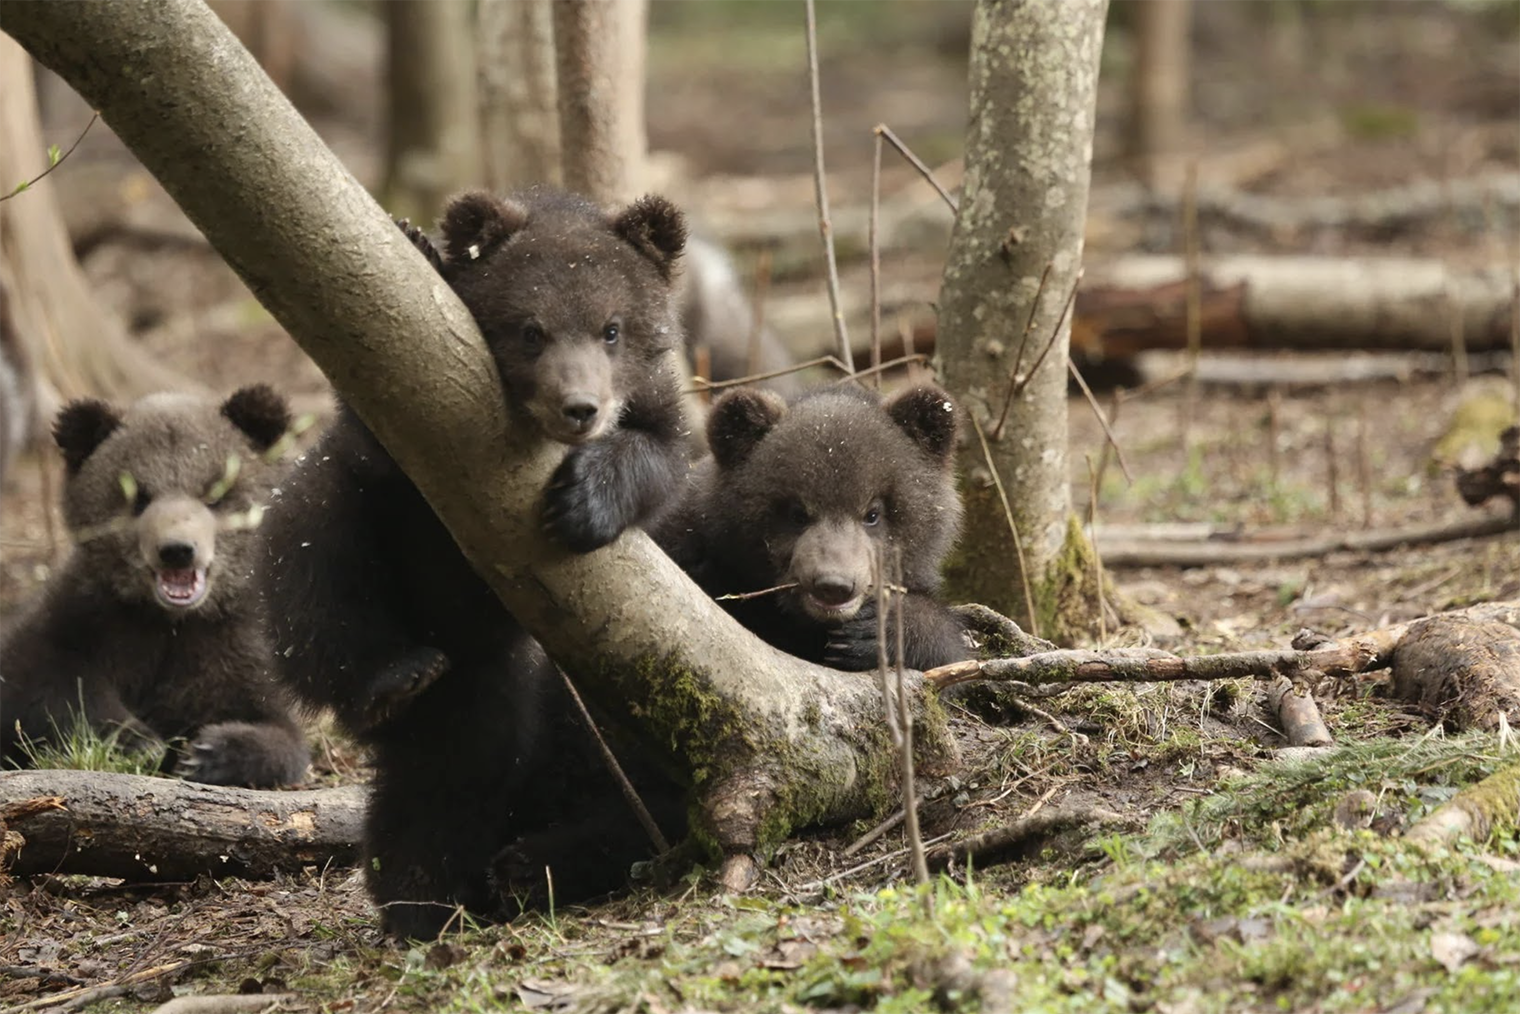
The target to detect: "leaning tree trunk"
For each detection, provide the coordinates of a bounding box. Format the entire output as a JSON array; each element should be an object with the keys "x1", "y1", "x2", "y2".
[
  {"x1": 0, "y1": 34, "x2": 192, "y2": 427},
  {"x1": 478, "y1": 0, "x2": 562, "y2": 192},
  {"x1": 0, "y1": 0, "x2": 957, "y2": 887},
  {"x1": 380, "y1": 0, "x2": 481, "y2": 225},
  {"x1": 552, "y1": 0, "x2": 648, "y2": 205},
  {"x1": 936, "y1": 0, "x2": 1109, "y2": 643}
]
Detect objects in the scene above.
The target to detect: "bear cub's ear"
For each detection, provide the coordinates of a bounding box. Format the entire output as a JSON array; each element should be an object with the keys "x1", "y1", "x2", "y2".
[
  {"x1": 439, "y1": 190, "x2": 531, "y2": 265},
  {"x1": 613, "y1": 195, "x2": 687, "y2": 280},
  {"x1": 708, "y1": 389, "x2": 787, "y2": 470},
  {"x1": 53, "y1": 399, "x2": 123, "y2": 474},
  {"x1": 886, "y1": 386, "x2": 959, "y2": 464},
  {"x1": 222, "y1": 384, "x2": 292, "y2": 452}
]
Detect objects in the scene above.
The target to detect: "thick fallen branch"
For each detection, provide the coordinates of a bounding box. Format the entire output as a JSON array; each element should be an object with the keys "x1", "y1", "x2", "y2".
[
  {"x1": 927, "y1": 601, "x2": 1520, "y2": 695},
  {"x1": 1267, "y1": 676, "x2": 1334, "y2": 748},
  {"x1": 1406, "y1": 761, "x2": 1520, "y2": 847},
  {"x1": 4, "y1": 1, "x2": 956, "y2": 878},
  {"x1": 0, "y1": 770, "x2": 364, "y2": 880},
  {"x1": 1096, "y1": 509, "x2": 1516, "y2": 568}
]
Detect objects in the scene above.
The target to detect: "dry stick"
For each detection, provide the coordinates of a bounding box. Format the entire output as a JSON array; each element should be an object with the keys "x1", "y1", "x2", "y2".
[
  {"x1": 1091, "y1": 389, "x2": 1124, "y2": 497},
  {"x1": 931, "y1": 806, "x2": 1124, "y2": 872},
  {"x1": 1070, "y1": 359, "x2": 1134, "y2": 485},
  {"x1": 869, "y1": 128, "x2": 884, "y2": 390},
  {"x1": 971, "y1": 414, "x2": 1039, "y2": 638},
  {"x1": 893, "y1": 549, "x2": 930, "y2": 897},
  {"x1": 0, "y1": 111, "x2": 99, "y2": 202},
  {"x1": 1324, "y1": 411, "x2": 1341, "y2": 521},
  {"x1": 873, "y1": 547, "x2": 927, "y2": 894},
  {"x1": 842, "y1": 807, "x2": 906, "y2": 858},
  {"x1": 1085, "y1": 454, "x2": 1109, "y2": 642},
  {"x1": 1266, "y1": 675, "x2": 1334, "y2": 747},
  {"x1": 875, "y1": 122, "x2": 959, "y2": 213},
  {"x1": 899, "y1": 316, "x2": 924, "y2": 384},
  {"x1": 688, "y1": 351, "x2": 929, "y2": 395},
  {"x1": 803, "y1": 0, "x2": 852, "y2": 373},
  {"x1": 555, "y1": 666, "x2": 670, "y2": 854},
  {"x1": 991, "y1": 264, "x2": 1053, "y2": 441},
  {"x1": 1181, "y1": 158, "x2": 1203, "y2": 451},
  {"x1": 715, "y1": 581, "x2": 799, "y2": 602},
  {"x1": 1355, "y1": 399, "x2": 1373, "y2": 529},
  {"x1": 693, "y1": 344, "x2": 713, "y2": 406},
  {"x1": 1010, "y1": 268, "x2": 1083, "y2": 403},
  {"x1": 1266, "y1": 386, "x2": 1283, "y2": 491}
]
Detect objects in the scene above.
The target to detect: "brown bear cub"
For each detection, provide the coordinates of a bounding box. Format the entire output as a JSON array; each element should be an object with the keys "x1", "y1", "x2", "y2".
[
  {"x1": 262, "y1": 188, "x2": 690, "y2": 939},
  {"x1": 658, "y1": 384, "x2": 970, "y2": 672},
  {"x1": 0, "y1": 387, "x2": 309, "y2": 788}
]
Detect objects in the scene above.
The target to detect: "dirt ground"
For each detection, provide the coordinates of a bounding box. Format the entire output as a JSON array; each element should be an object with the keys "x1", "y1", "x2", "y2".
[{"x1": 2, "y1": 2, "x2": 1519, "y2": 1011}]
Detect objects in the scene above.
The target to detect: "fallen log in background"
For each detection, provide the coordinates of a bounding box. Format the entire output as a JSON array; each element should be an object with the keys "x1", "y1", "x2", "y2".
[
  {"x1": 1407, "y1": 761, "x2": 1520, "y2": 847},
  {"x1": 0, "y1": 771, "x2": 364, "y2": 880}
]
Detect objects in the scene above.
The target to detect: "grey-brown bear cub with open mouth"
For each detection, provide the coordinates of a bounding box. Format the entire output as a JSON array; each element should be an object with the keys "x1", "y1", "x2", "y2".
[
  {"x1": 657, "y1": 384, "x2": 971, "y2": 672},
  {"x1": 0, "y1": 387, "x2": 309, "y2": 788}
]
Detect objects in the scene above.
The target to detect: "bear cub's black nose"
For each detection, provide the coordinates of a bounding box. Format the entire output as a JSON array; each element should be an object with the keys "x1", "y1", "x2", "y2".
[
  {"x1": 562, "y1": 398, "x2": 599, "y2": 427},
  {"x1": 810, "y1": 576, "x2": 857, "y2": 606},
  {"x1": 158, "y1": 542, "x2": 196, "y2": 569}
]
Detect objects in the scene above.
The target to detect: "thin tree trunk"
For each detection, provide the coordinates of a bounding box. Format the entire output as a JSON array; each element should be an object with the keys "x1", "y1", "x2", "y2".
[
  {"x1": 552, "y1": 0, "x2": 648, "y2": 205},
  {"x1": 1129, "y1": 0, "x2": 1191, "y2": 191},
  {"x1": 0, "y1": 34, "x2": 192, "y2": 421},
  {"x1": 2, "y1": 0, "x2": 956, "y2": 878},
  {"x1": 381, "y1": 0, "x2": 480, "y2": 224},
  {"x1": 936, "y1": 0, "x2": 1109, "y2": 641},
  {"x1": 478, "y1": 0, "x2": 562, "y2": 191}
]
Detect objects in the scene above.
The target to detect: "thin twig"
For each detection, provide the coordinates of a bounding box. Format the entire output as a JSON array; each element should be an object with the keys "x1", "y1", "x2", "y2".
[
  {"x1": 1448, "y1": 273, "x2": 1470, "y2": 385},
  {"x1": 1069, "y1": 360, "x2": 1133, "y2": 484},
  {"x1": 687, "y1": 354, "x2": 850, "y2": 393},
  {"x1": 804, "y1": 0, "x2": 852, "y2": 372},
  {"x1": 746, "y1": 249, "x2": 773, "y2": 377},
  {"x1": 716, "y1": 582, "x2": 799, "y2": 602},
  {"x1": 869, "y1": 129, "x2": 884, "y2": 390},
  {"x1": 1181, "y1": 158, "x2": 1202, "y2": 448},
  {"x1": 873, "y1": 122, "x2": 958, "y2": 213},
  {"x1": 996, "y1": 267, "x2": 1083, "y2": 439},
  {"x1": 971, "y1": 414, "x2": 1038, "y2": 638},
  {"x1": 842, "y1": 808, "x2": 906, "y2": 858},
  {"x1": 993, "y1": 264, "x2": 1052, "y2": 440},
  {"x1": 1085, "y1": 454, "x2": 1109, "y2": 643},
  {"x1": 555, "y1": 666, "x2": 670, "y2": 854},
  {"x1": 1, "y1": 112, "x2": 100, "y2": 202},
  {"x1": 892, "y1": 549, "x2": 930, "y2": 897}
]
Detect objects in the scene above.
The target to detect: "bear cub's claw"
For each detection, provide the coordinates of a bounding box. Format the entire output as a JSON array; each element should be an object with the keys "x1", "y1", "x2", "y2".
[
  {"x1": 823, "y1": 599, "x2": 884, "y2": 672},
  {"x1": 542, "y1": 443, "x2": 628, "y2": 553},
  {"x1": 179, "y1": 721, "x2": 305, "y2": 788},
  {"x1": 360, "y1": 647, "x2": 451, "y2": 732}
]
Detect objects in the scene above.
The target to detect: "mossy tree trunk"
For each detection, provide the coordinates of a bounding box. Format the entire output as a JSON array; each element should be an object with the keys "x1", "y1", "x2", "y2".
[
  {"x1": 0, "y1": 0, "x2": 956, "y2": 881},
  {"x1": 936, "y1": 0, "x2": 1109, "y2": 644}
]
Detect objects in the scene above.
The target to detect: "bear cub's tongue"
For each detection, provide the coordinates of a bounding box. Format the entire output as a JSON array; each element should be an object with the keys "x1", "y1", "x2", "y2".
[{"x1": 156, "y1": 568, "x2": 208, "y2": 608}]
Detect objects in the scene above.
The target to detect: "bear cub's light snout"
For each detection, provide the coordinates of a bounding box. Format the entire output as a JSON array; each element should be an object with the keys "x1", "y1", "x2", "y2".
[{"x1": 138, "y1": 495, "x2": 216, "y2": 610}]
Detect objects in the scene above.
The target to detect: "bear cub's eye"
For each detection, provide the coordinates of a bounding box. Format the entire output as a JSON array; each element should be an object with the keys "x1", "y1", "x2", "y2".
[
  {"x1": 132, "y1": 488, "x2": 152, "y2": 517},
  {"x1": 521, "y1": 322, "x2": 546, "y2": 350},
  {"x1": 863, "y1": 502, "x2": 883, "y2": 527},
  {"x1": 602, "y1": 321, "x2": 620, "y2": 345},
  {"x1": 778, "y1": 499, "x2": 809, "y2": 526}
]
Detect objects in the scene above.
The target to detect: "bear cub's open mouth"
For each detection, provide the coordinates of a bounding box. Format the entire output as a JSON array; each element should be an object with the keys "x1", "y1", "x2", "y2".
[{"x1": 155, "y1": 567, "x2": 209, "y2": 609}]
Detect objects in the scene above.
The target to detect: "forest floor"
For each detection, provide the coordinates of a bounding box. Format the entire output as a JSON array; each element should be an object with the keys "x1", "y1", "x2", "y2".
[{"x1": 3, "y1": 3, "x2": 1520, "y2": 1013}]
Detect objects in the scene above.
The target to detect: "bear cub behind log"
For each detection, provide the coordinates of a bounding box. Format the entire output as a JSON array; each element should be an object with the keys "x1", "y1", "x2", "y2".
[
  {"x1": 262, "y1": 188, "x2": 691, "y2": 939},
  {"x1": 0, "y1": 387, "x2": 308, "y2": 788},
  {"x1": 660, "y1": 384, "x2": 970, "y2": 671}
]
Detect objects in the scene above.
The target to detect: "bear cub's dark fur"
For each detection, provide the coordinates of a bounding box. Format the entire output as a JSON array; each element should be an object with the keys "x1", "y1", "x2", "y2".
[
  {"x1": 0, "y1": 387, "x2": 308, "y2": 788},
  {"x1": 262, "y1": 188, "x2": 691, "y2": 939},
  {"x1": 659, "y1": 384, "x2": 970, "y2": 672}
]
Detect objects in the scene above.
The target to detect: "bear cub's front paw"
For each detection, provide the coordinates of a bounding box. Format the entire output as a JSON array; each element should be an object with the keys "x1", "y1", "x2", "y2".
[
  {"x1": 542, "y1": 443, "x2": 629, "y2": 553},
  {"x1": 360, "y1": 647, "x2": 451, "y2": 732},
  {"x1": 823, "y1": 600, "x2": 884, "y2": 672},
  {"x1": 179, "y1": 721, "x2": 306, "y2": 788}
]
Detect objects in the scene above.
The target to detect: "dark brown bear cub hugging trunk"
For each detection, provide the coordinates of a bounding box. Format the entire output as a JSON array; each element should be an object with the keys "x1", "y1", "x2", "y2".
[
  {"x1": 261, "y1": 188, "x2": 692, "y2": 940},
  {"x1": 0, "y1": 387, "x2": 309, "y2": 788},
  {"x1": 655, "y1": 384, "x2": 972, "y2": 673}
]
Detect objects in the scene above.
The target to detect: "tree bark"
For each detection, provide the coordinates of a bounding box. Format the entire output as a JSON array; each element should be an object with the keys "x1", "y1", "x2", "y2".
[
  {"x1": 552, "y1": 0, "x2": 648, "y2": 205},
  {"x1": 0, "y1": 771, "x2": 364, "y2": 880},
  {"x1": 478, "y1": 0, "x2": 562, "y2": 192},
  {"x1": 1128, "y1": 0, "x2": 1191, "y2": 191},
  {"x1": 0, "y1": 34, "x2": 192, "y2": 421},
  {"x1": 1, "y1": 0, "x2": 956, "y2": 874},
  {"x1": 380, "y1": 0, "x2": 481, "y2": 225},
  {"x1": 936, "y1": 0, "x2": 1109, "y2": 641}
]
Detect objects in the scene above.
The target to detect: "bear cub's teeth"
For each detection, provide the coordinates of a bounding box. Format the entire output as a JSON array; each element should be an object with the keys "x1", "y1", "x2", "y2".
[{"x1": 155, "y1": 567, "x2": 209, "y2": 609}]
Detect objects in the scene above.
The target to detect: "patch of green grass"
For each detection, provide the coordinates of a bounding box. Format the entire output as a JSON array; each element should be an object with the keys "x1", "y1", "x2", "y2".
[{"x1": 11, "y1": 708, "x2": 165, "y2": 775}]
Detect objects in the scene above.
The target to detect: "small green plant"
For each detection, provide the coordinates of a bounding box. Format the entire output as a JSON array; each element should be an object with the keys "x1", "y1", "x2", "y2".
[{"x1": 10, "y1": 704, "x2": 165, "y2": 775}]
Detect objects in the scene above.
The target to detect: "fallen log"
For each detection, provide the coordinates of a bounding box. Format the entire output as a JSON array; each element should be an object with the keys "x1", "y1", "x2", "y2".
[
  {"x1": 1392, "y1": 616, "x2": 1520, "y2": 731},
  {"x1": 0, "y1": 770, "x2": 364, "y2": 880},
  {"x1": 1407, "y1": 761, "x2": 1520, "y2": 847}
]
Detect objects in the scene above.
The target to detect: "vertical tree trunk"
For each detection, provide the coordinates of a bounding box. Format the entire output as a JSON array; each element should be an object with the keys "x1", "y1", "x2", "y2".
[
  {"x1": 381, "y1": 0, "x2": 481, "y2": 225},
  {"x1": 0, "y1": 34, "x2": 191, "y2": 424},
  {"x1": 1129, "y1": 0, "x2": 1191, "y2": 191},
  {"x1": 478, "y1": 0, "x2": 562, "y2": 192},
  {"x1": 552, "y1": 0, "x2": 648, "y2": 205},
  {"x1": 936, "y1": 0, "x2": 1109, "y2": 642}
]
